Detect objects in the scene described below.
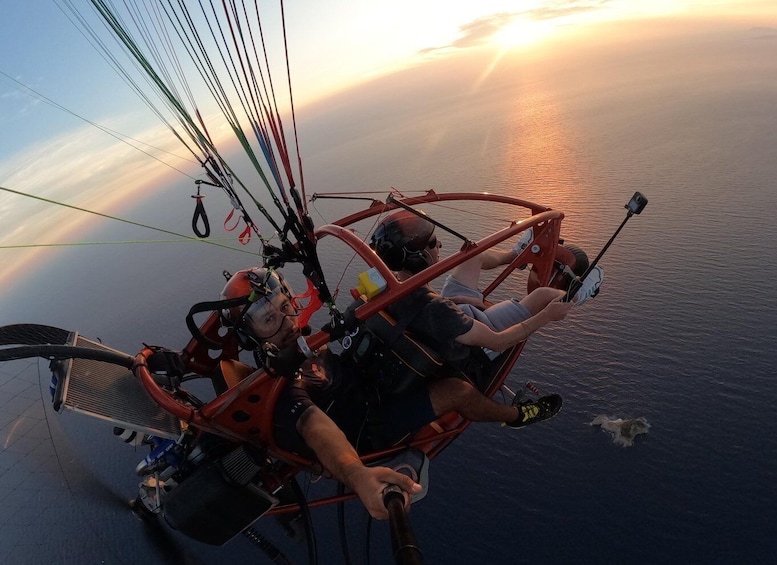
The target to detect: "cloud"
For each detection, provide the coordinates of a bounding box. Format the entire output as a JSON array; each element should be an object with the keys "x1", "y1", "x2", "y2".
[
  {"x1": 522, "y1": 0, "x2": 613, "y2": 22},
  {"x1": 421, "y1": 1, "x2": 613, "y2": 53},
  {"x1": 0, "y1": 73, "x2": 46, "y2": 121},
  {"x1": 749, "y1": 26, "x2": 777, "y2": 40},
  {"x1": 0, "y1": 101, "x2": 272, "y2": 291},
  {"x1": 450, "y1": 13, "x2": 515, "y2": 49},
  {"x1": 0, "y1": 90, "x2": 42, "y2": 121},
  {"x1": 0, "y1": 116, "x2": 197, "y2": 251}
]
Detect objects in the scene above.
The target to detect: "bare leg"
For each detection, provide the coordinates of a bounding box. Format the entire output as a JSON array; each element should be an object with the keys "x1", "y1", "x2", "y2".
[
  {"x1": 517, "y1": 287, "x2": 565, "y2": 315},
  {"x1": 428, "y1": 377, "x2": 517, "y2": 423},
  {"x1": 448, "y1": 248, "x2": 517, "y2": 289}
]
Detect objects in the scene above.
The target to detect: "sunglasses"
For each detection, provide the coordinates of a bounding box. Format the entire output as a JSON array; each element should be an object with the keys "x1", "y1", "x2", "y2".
[{"x1": 427, "y1": 236, "x2": 441, "y2": 249}]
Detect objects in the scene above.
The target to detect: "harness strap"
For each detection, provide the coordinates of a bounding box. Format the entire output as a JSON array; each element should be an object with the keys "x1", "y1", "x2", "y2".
[
  {"x1": 191, "y1": 193, "x2": 211, "y2": 238},
  {"x1": 185, "y1": 296, "x2": 248, "y2": 350},
  {"x1": 363, "y1": 312, "x2": 445, "y2": 380},
  {"x1": 378, "y1": 288, "x2": 427, "y2": 345}
]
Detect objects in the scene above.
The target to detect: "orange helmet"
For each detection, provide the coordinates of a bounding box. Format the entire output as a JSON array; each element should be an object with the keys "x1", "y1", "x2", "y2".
[{"x1": 220, "y1": 267, "x2": 297, "y2": 346}]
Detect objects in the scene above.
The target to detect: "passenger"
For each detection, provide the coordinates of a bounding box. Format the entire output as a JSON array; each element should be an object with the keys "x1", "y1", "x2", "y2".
[{"x1": 370, "y1": 210, "x2": 604, "y2": 366}]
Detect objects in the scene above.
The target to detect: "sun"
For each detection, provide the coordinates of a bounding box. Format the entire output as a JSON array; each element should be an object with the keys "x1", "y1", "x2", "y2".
[{"x1": 493, "y1": 18, "x2": 558, "y2": 49}]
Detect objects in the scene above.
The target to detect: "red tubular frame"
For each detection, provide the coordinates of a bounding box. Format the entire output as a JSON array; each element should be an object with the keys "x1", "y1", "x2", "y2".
[{"x1": 132, "y1": 191, "x2": 566, "y2": 497}]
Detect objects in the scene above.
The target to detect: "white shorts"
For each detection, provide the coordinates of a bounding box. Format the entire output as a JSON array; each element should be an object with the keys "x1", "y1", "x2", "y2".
[{"x1": 441, "y1": 275, "x2": 531, "y2": 359}]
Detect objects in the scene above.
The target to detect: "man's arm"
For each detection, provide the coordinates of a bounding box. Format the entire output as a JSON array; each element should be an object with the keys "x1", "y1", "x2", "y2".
[
  {"x1": 456, "y1": 296, "x2": 574, "y2": 351},
  {"x1": 297, "y1": 405, "x2": 422, "y2": 519}
]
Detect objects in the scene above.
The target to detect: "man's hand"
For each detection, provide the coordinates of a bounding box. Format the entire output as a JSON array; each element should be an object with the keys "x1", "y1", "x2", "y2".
[
  {"x1": 347, "y1": 465, "x2": 422, "y2": 520},
  {"x1": 262, "y1": 342, "x2": 306, "y2": 377},
  {"x1": 298, "y1": 406, "x2": 422, "y2": 519}
]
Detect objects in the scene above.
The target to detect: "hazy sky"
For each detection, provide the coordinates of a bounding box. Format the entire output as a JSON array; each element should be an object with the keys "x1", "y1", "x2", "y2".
[{"x1": 0, "y1": 0, "x2": 774, "y2": 293}]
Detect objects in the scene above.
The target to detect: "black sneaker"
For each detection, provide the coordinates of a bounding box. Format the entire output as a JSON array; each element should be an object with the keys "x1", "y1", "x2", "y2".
[{"x1": 505, "y1": 393, "x2": 563, "y2": 429}]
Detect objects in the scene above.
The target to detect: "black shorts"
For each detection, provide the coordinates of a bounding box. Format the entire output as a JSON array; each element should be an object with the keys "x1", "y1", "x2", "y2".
[{"x1": 377, "y1": 387, "x2": 436, "y2": 444}]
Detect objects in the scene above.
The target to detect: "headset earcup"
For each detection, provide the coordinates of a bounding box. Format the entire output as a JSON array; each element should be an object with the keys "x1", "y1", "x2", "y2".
[
  {"x1": 403, "y1": 249, "x2": 430, "y2": 274},
  {"x1": 376, "y1": 241, "x2": 406, "y2": 271}
]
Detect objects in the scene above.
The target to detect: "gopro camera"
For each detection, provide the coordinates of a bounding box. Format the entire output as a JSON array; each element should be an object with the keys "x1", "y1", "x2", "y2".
[{"x1": 626, "y1": 191, "x2": 648, "y2": 215}]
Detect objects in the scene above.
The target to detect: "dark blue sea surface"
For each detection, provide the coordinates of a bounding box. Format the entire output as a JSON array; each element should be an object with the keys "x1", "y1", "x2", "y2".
[{"x1": 2, "y1": 27, "x2": 777, "y2": 564}]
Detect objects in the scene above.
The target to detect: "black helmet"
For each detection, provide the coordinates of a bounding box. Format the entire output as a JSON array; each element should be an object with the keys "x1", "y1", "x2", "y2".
[{"x1": 370, "y1": 210, "x2": 436, "y2": 274}]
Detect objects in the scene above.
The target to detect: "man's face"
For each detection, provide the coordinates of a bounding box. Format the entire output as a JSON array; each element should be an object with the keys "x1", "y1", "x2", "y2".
[
  {"x1": 243, "y1": 292, "x2": 300, "y2": 349},
  {"x1": 424, "y1": 233, "x2": 442, "y2": 265}
]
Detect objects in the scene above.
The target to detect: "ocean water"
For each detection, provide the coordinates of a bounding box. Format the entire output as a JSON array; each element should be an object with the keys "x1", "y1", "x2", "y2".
[{"x1": 2, "y1": 25, "x2": 777, "y2": 564}]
